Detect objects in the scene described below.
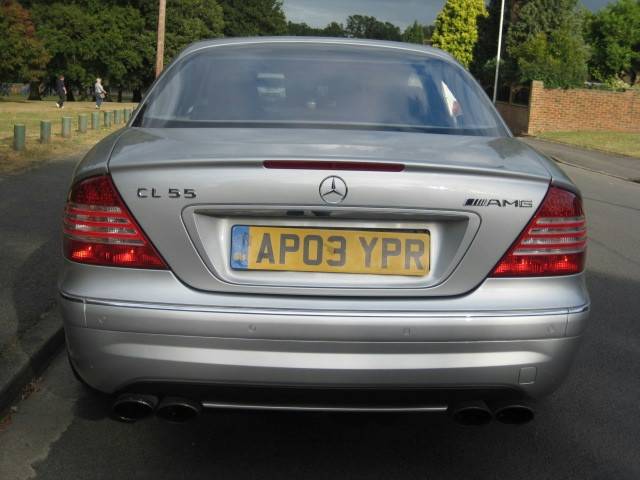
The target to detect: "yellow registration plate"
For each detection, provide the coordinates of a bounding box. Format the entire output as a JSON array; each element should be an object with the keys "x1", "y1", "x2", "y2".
[{"x1": 230, "y1": 226, "x2": 430, "y2": 276}]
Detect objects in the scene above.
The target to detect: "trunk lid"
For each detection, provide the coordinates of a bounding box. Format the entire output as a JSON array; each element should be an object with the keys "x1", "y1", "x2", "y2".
[{"x1": 109, "y1": 128, "x2": 551, "y2": 297}]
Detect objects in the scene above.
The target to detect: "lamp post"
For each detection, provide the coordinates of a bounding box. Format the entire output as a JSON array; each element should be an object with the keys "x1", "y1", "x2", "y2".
[
  {"x1": 492, "y1": 0, "x2": 506, "y2": 103},
  {"x1": 155, "y1": 0, "x2": 166, "y2": 78}
]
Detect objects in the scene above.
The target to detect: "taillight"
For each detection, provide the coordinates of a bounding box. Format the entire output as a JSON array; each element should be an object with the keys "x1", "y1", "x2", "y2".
[
  {"x1": 63, "y1": 175, "x2": 167, "y2": 269},
  {"x1": 491, "y1": 186, "x2": 586, "y2": 277}
]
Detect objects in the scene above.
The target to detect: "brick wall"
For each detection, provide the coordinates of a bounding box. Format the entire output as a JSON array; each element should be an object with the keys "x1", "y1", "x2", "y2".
[
  {"x1": 495, "y1": 102, "x2": 530, "y2": 135},
  {"x1": 526, "y1": 80, "x2": 640, "y2": 135}
]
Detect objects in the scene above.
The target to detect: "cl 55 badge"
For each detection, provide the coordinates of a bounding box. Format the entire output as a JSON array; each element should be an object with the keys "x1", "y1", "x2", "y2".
[{"x1": 137, "y1": 188, "x2": 196, "y2": 199}]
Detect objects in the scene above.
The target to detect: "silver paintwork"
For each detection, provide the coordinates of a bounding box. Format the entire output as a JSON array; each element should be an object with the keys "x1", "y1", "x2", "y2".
[{"x1": 60, "y1": 39, "x2": 589, "y2": 404}]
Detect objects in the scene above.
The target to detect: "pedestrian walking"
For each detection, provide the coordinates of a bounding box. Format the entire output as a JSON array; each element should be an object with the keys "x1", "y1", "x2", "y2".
[
  {"x1": 55, "y1": 74, "x2": 66, "y2": 109},
  {"x1": 94, "y1": 78, "x2": 106, "y2": 109}
]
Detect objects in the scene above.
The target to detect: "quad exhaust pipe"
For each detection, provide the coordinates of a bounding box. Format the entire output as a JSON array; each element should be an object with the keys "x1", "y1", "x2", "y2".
[
  {"x1": 112, "y1": 393, "x2": 159, "y2": 422},
  {"x1": 112, "y1": 394, "x2": 202, "y2": 423},
  {"x1": 112, "y1": 394, "x2": 532, "y2": 425},
  {"x1": 155, "y1": 396, "x2": 202, "y2": 423},
  {"x1": 493, "y1": 402, "x2": 535, "y2": 425},
  {"x1": 449, "y1": 400, "x2": 535, "y2": 426},
  {"x1": 450, "y1": 400, "x2": 493, "y2": 426}
]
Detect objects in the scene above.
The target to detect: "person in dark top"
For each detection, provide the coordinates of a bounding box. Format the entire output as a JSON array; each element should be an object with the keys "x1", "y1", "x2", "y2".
[{"x1": 55, "y1": 75, "x2": 67, "y2": 109}]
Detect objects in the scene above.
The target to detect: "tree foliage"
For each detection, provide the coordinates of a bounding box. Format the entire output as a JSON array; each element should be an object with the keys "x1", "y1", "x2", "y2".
[
  {"x1": 472, "y1": 0, "x2": 524, "y2": 87},
  {"x1": 431, "y1": 0, "x2": 488, "y2": 68},
  {"x1": 218, "y1": 0, "x2": 286, "y2": 37},
  {"x1": 403, "y1": 21, "x2": 425, "y2": 44},
  {"x1": 586, "y1": 0, "x2": 640, "y2": 85},
  {"x1": 0, "y1": 0, "x2": 49, "y2": 88},
  {"x1": 512, "y1": 29, "x2": 589, "y2": 88},
  {"x1": 287, "y1": 20, "x2": 346, "y2": 37},
  {"x1": 345, "y1": 15, "x2": 402, "y2": 41},
  {"x1": 506, "y1": 0, "x2": 590, "y2": 88},
  {"x1": 28, "y1": 0, "x2": 223, "y2": 98}
]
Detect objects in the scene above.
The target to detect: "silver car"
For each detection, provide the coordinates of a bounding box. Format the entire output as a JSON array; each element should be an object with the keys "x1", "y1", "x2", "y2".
[{"x1": 59, "y1": 38, "x2": 589, "y2": 425}]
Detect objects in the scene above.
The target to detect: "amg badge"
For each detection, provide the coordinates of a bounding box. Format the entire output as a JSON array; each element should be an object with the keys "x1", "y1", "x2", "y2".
[{"x1": 465, "y1": 198, "x2": 533, "y2": 208}]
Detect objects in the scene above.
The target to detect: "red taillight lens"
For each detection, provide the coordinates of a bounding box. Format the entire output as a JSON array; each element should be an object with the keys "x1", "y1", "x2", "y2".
[
  {"x1": 63, "y1": 175, "x2": 167, "y2": 269},
  {"x1": 491, "y1": 186, "x2": 586, "y2": 277}
]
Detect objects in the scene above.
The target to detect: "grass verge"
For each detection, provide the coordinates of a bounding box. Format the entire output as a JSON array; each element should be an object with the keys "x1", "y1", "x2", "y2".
[
  {"x1": 0, "y1": 98, "x2": 137, "y2": 175},
  {"x1": 538, "y1": 131, "x2": 640, "y2": 158}
]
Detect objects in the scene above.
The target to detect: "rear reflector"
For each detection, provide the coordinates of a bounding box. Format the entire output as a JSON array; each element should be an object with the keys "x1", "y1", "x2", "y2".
[
  {"x1": 263, "y1": 160, "x2": 404, "y2": 172},
  {"x1": 491, "y1": 186, "x2": 586, "y2": 277},
  {"x1": 63, "y1": 176, "x2": 167, "y2": 269}
]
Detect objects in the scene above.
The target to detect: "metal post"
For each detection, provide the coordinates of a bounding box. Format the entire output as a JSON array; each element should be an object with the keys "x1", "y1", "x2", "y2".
[
  {"x1": 78, "y1": 114, "x2": 88, "y2": 133},
  {"x1": 40, "y1": 121, "x2": 51, "y2": 144},
  {"x1": 61, "y1": 117, "x2": 72, "y2": 138},
  {"x1": 91, "y1": 111, "x2": 100, "y2": 129},
  {"x1": 13, "y1": 124, "x2": 25, "y2": 151},
  {"x1": 155, "y1": 0, "x2": 166, "y2": 78},
  {"x1": 492, "y1": 0, "x2": 506, "y2": 104}
]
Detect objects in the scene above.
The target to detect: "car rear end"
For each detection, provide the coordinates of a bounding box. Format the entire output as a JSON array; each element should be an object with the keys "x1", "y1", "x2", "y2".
[{"x1": 59, "y1": 39, "x2": 589, "y2": 424}]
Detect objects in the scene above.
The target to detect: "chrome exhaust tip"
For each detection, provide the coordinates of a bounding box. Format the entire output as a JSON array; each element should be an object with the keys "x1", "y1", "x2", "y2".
[
  {"x1": 450, "y1": 400, "x2": 493, "y2": 426},
  {"x1": 493, "y1": 403, "x2": 535, "y2": 425},
  {"x1": 155, "y1": 397, "x2": 202, "y2": 423},
  {"x1": 112, "y1": 393, "x2": 158, "y2": 422}
]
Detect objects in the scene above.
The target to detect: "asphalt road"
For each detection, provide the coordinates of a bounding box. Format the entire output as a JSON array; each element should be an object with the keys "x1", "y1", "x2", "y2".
[{"x1": 1, "y1": 159, "x2": 639, "y2": 479}]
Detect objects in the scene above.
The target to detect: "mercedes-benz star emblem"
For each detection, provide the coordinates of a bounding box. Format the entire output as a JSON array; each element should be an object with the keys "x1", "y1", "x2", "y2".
[{"x1": 319, "y1": 176, "x2": 348, "y2": 204}]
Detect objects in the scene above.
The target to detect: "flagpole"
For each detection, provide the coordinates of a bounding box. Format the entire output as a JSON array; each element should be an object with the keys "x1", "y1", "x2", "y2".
[{"x1": 492, "y1": 0, "x2": 506, "y2": 103}]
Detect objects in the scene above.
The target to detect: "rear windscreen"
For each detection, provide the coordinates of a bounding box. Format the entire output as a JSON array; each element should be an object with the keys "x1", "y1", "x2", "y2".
[{"x1": 136, "y1": 43, "x2": 507, "y2": 137}]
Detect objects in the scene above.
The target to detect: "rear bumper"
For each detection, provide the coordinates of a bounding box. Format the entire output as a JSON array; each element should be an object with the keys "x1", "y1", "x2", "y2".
[{"x1": 61, "y1": 293, "x2": 587, "y2": 398}]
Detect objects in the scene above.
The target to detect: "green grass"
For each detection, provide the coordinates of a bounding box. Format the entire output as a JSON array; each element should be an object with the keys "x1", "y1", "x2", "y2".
[
  {"x1": 538, "y1": 131, "x2": 640, "y2": 158},
  {"x1": 0, "y1": 98, "x2": 137, "y2": 175}
]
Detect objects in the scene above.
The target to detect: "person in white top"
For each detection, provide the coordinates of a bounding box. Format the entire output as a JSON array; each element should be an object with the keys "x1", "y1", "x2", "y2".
[{"x1": 94, "y1": 78, "x2": 106, "y2": 109}]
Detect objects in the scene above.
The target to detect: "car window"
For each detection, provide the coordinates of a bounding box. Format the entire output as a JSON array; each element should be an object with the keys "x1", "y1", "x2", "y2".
[{"x1": 137, "y1": 44, "x2": 506, "y2": 137}]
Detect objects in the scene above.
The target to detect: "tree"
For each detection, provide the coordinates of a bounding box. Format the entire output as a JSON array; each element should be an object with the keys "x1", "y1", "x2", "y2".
[
  {"x1": 423, "y1": 24, "x2": 436, "y2": 42},
  {"x1": 0, "y1": 0, "x2": 49, "y2": 99},
  {"x1": 93, "y1": 5, "x2": 155, "y2": 102},
  {"x1": 431, "y1": 0, "x2": 488, "y2": 68},
  {"x1": 403, "y1": 21, "x2": 425, "y2": 44},
  {"x1": 30, "y1": 0, "x2": 224, "y2": 101},
  {"x1": 31, "y1": 2, "x2": 98, "y2": 99},
  {"x1": 506, "y1": 0, "x2": 590, "y2": 88},
  {"x1": 586, "y1": 0, "x2": 640, "y2": 85},
  {"x1": 472, "y1": 0, "x2": 524, "y2": 87},
  {"x1": 288, "y1": 21, "x2": 322, "y2": 36},
  {"x1": 163, "y1": 0, "x2": 224, "y2": 61},
  {"x1": 345, "y1": 15, "x2": 402, "y2": 41},
  {"x1": 218, "y1": 0, "x2": 287, "y2": 37},
  {"x1": 512, "y1": 29, "x2": 589, "y2": 88},
  {"x1": 322, "y1": 22, "x2": 346, "y2": 37}
]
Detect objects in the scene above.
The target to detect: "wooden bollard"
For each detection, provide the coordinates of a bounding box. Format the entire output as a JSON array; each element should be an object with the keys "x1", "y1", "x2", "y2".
[
  {"x1": 78, "y1": 114, "x2": 88, "y2": 133},
  {"x1": 114, "y1": 109, "x2": 122, "y2": 124},
  {"x1": 123, "y1": 108, "x2": 130, "y2": 122},
  {"x1": 13, "y1": 124, "x2": 26, "y2": 151},
  {"x1": 91, "y1": 111, "x2": 100, "y2": 129},
  {"x1": 61, "y1": 117, "x2": 72, "y2": 138},
  {"x1": 40, "y1": 120, "x2": 51, "y2": 144},
  {"x1": 103, "y1": 111, "x2": 111, "y2": 128}
]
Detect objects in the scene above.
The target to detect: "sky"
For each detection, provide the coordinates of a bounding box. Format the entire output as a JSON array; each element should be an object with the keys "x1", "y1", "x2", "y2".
[{"x1": 283, "y1": 0, "x2": 613, "y2": 29}]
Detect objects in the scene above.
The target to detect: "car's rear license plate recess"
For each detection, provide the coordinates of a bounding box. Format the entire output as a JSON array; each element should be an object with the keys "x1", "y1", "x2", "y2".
[{"x1": 230, "y1": 226, "x2": 429, "y2": 276}]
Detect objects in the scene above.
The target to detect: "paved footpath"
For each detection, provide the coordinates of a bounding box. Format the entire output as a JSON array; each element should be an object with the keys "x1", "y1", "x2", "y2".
[
  {"x1": 523, "y1": 137, "x2": 640, "y2": 181},
  {"x1": 0, "y1": 158, "x2": 77, "y2": 410}
]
